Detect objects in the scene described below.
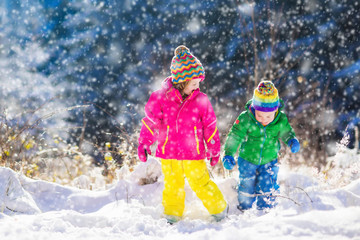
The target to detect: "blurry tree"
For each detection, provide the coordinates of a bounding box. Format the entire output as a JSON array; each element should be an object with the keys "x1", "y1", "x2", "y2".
[
  {"x1": 0, "y1": 0, "x2": 69, "y2": 138},
  {"x1": 0, "y1": 0, "x2": 359, "y2": 169},
  {"x1": 223, "y1": 0, "x2": 360, "y2": 168}
]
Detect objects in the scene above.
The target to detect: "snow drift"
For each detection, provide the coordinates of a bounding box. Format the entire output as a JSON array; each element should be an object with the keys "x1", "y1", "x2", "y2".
[{"x1": 0, "y1": 156, "x2": 359, "y2": 240}]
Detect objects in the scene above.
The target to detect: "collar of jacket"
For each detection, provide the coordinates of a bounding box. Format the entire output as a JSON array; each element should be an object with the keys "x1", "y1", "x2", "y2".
[
  {"x1": 161, "y1": 76, "x2": 200, "y2": 103},
  {"x1": 245, "y1": 99, "x2": 285, "y2": 126}
]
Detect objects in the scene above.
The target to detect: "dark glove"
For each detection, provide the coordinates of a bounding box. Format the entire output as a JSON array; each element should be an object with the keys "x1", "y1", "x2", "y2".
[
  {"x1": 210, "y1": 156, "x2": 219, "y2": 166},
  {"x1": 288, "y1": 138, "x2": 300, "y2": 153},
  {"x1": 207, "y1": 151, "x2": 220, "y2": 166},
  {"x1": 137, "y1": 144, "x2": 151, "y2": 162},
  {"x1": 222, "y1": 155, "x2": 236, "y2": 170}
]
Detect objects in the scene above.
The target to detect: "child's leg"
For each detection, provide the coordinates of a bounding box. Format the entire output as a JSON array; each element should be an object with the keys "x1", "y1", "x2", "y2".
[
  {"x1": 183, "y1": 160, "x2": 227, "y2": 215},
  {"x1": 161, "y1": 159, "x2": 186, "y2": 217},
  {"x1": 255, "y1": 159, "x2": 279, "y2": 210},
  {"x1": 237, "y1": 157, "x2": 258, "y2": 210}
]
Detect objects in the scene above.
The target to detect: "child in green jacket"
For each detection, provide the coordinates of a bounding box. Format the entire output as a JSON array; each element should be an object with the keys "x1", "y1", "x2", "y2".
[{"x1": 222, "y1": 80, "x2": 300, "y2": 211}]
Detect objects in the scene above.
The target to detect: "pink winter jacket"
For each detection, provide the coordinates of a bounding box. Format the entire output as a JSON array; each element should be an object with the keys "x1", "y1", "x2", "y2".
[{"x1": 138, "y1": 77, "x2": 220, "y2": 160}]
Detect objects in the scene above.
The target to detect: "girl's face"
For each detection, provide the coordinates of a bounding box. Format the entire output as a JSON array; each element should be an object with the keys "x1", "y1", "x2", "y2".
[
  {"x1": 183, "y1": 78, "x2": 201, "y2": 95},
  {"x1": 255, "y1": 110, "x2": 276, "y2": 126}
]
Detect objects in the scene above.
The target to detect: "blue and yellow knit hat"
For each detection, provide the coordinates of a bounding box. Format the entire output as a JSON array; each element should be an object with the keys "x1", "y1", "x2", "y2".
[
  {"x1": 252, "y1": 81, "x2": 280, "y2": 112},
  {"x1": 170, "y1": 45, "x2": 205, "y2": 84}
]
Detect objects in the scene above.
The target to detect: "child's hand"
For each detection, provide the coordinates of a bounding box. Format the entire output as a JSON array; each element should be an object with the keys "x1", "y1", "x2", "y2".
[
  {"x1": 137, "y1": 144, "x2": 151, "y2": 162},
  {"x1": 222, "y1": 155, "x2": 236, "y2": 170},
  {"x1": 206, "y1": 152, "x2": 219, "y2": 166},
  {"x1": 288, "y1": 138, "x2": 300, "y2": 153},
  {"x1": 210, "y1": 156, "x2": 219, "y2": 166}
]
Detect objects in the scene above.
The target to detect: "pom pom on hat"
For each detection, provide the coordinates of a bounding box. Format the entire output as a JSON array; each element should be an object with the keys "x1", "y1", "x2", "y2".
[
  {"x1": 170, "y1": 45, "x2": 205, "y2": 84},
  {"x1": 252, "y1": 80, "x2": 280, "y2": 112}
]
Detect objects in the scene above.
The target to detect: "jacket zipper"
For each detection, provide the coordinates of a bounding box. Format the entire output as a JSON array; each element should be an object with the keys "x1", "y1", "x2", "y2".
[
  {"x1": 194, "y1": 126, "x2": 200, "y2": 154},
  {"x1": 258, "y1": 124, "x2": 267, "y2": 165},
  {"x1": 248, "y1": 109, "x2": 275, "y2": 165},
  {"x1": 162, "y1": 125, "x2": 170, "y2": 154},
  {"x1": 175, "y1": 90, "x2": 196, "y2": 133},
  {"x1": 176, "y1": 100, "x2": 188, "y2": 133}
]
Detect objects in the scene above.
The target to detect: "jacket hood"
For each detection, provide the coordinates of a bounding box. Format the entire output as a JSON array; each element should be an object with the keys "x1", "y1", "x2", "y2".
[{"x1": 161, "y1": 76, "x2": 173, "y2": 91}]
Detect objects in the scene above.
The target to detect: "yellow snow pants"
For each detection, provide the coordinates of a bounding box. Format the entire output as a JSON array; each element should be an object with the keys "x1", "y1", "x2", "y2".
[{"x1": 161, "y1": 159, "x2": 227, "y2": 217}]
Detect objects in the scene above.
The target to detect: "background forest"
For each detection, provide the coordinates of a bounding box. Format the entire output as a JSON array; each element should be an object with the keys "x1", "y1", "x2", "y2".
[{"x1": 0, "y1": 0, "x2": 359, "y2": 187}]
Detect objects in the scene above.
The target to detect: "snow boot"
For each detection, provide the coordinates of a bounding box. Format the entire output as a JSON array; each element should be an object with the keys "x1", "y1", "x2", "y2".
[
  {"x1": 237, "y1": 205, "x2": 245, "y2": 213},
  {"x1": 164, "y1": 214, "x2": 181, "y2": 224},
  {"x1": 212, "y1": 204, "x2": 229, "y2": 222}
]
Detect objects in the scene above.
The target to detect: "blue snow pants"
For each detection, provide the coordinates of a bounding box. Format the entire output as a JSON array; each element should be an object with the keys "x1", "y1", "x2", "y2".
[{"x1": 237, "y1": 157, "x2": 279, "y2": 210}]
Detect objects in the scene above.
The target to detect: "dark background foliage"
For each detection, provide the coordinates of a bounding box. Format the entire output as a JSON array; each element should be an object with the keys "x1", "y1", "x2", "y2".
[{"x1": 1, "y1": 0, "x2": 359, "y2": 167}]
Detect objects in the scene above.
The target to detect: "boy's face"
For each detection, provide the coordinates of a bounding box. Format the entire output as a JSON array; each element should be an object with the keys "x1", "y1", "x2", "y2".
[
  {"x1": 183, "y1": 78, "x2": 201, "y2": 95},
  {"x1": 255, "y1": 110, "x2": 276, "y2": 126}
]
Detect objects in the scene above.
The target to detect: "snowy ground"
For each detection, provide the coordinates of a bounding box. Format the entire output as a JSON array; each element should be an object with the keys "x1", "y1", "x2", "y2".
[{"x1": 0, "y1": 155, "x2": 360, "y2": 240}]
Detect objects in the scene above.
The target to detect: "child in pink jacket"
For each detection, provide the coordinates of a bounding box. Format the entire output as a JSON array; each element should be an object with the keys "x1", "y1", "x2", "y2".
[{"x1": 138, "y1": 45, "x2": 228, "y2": 223}]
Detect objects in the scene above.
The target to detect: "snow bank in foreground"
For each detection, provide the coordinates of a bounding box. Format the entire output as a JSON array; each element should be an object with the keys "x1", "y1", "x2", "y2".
[
  {"x1": 0, "y1": 168, "x2": 41, "y2": 214},
  {"x1": 0, "y1": 156, "x2": 359, "y2": 240}
]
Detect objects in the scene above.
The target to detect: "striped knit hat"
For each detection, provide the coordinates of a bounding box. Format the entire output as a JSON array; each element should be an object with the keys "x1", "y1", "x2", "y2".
[
  {"x1": 170, "y1": 45, "x2": 205, "y2": 84},
  {"x1": 252, "y1": 81, "x2": 280, "y2": 112}
]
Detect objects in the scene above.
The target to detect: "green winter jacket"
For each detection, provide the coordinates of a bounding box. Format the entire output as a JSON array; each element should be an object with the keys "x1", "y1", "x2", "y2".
[{"x1": 224, "y1": 99, "x2": 297, "y2": 165}]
